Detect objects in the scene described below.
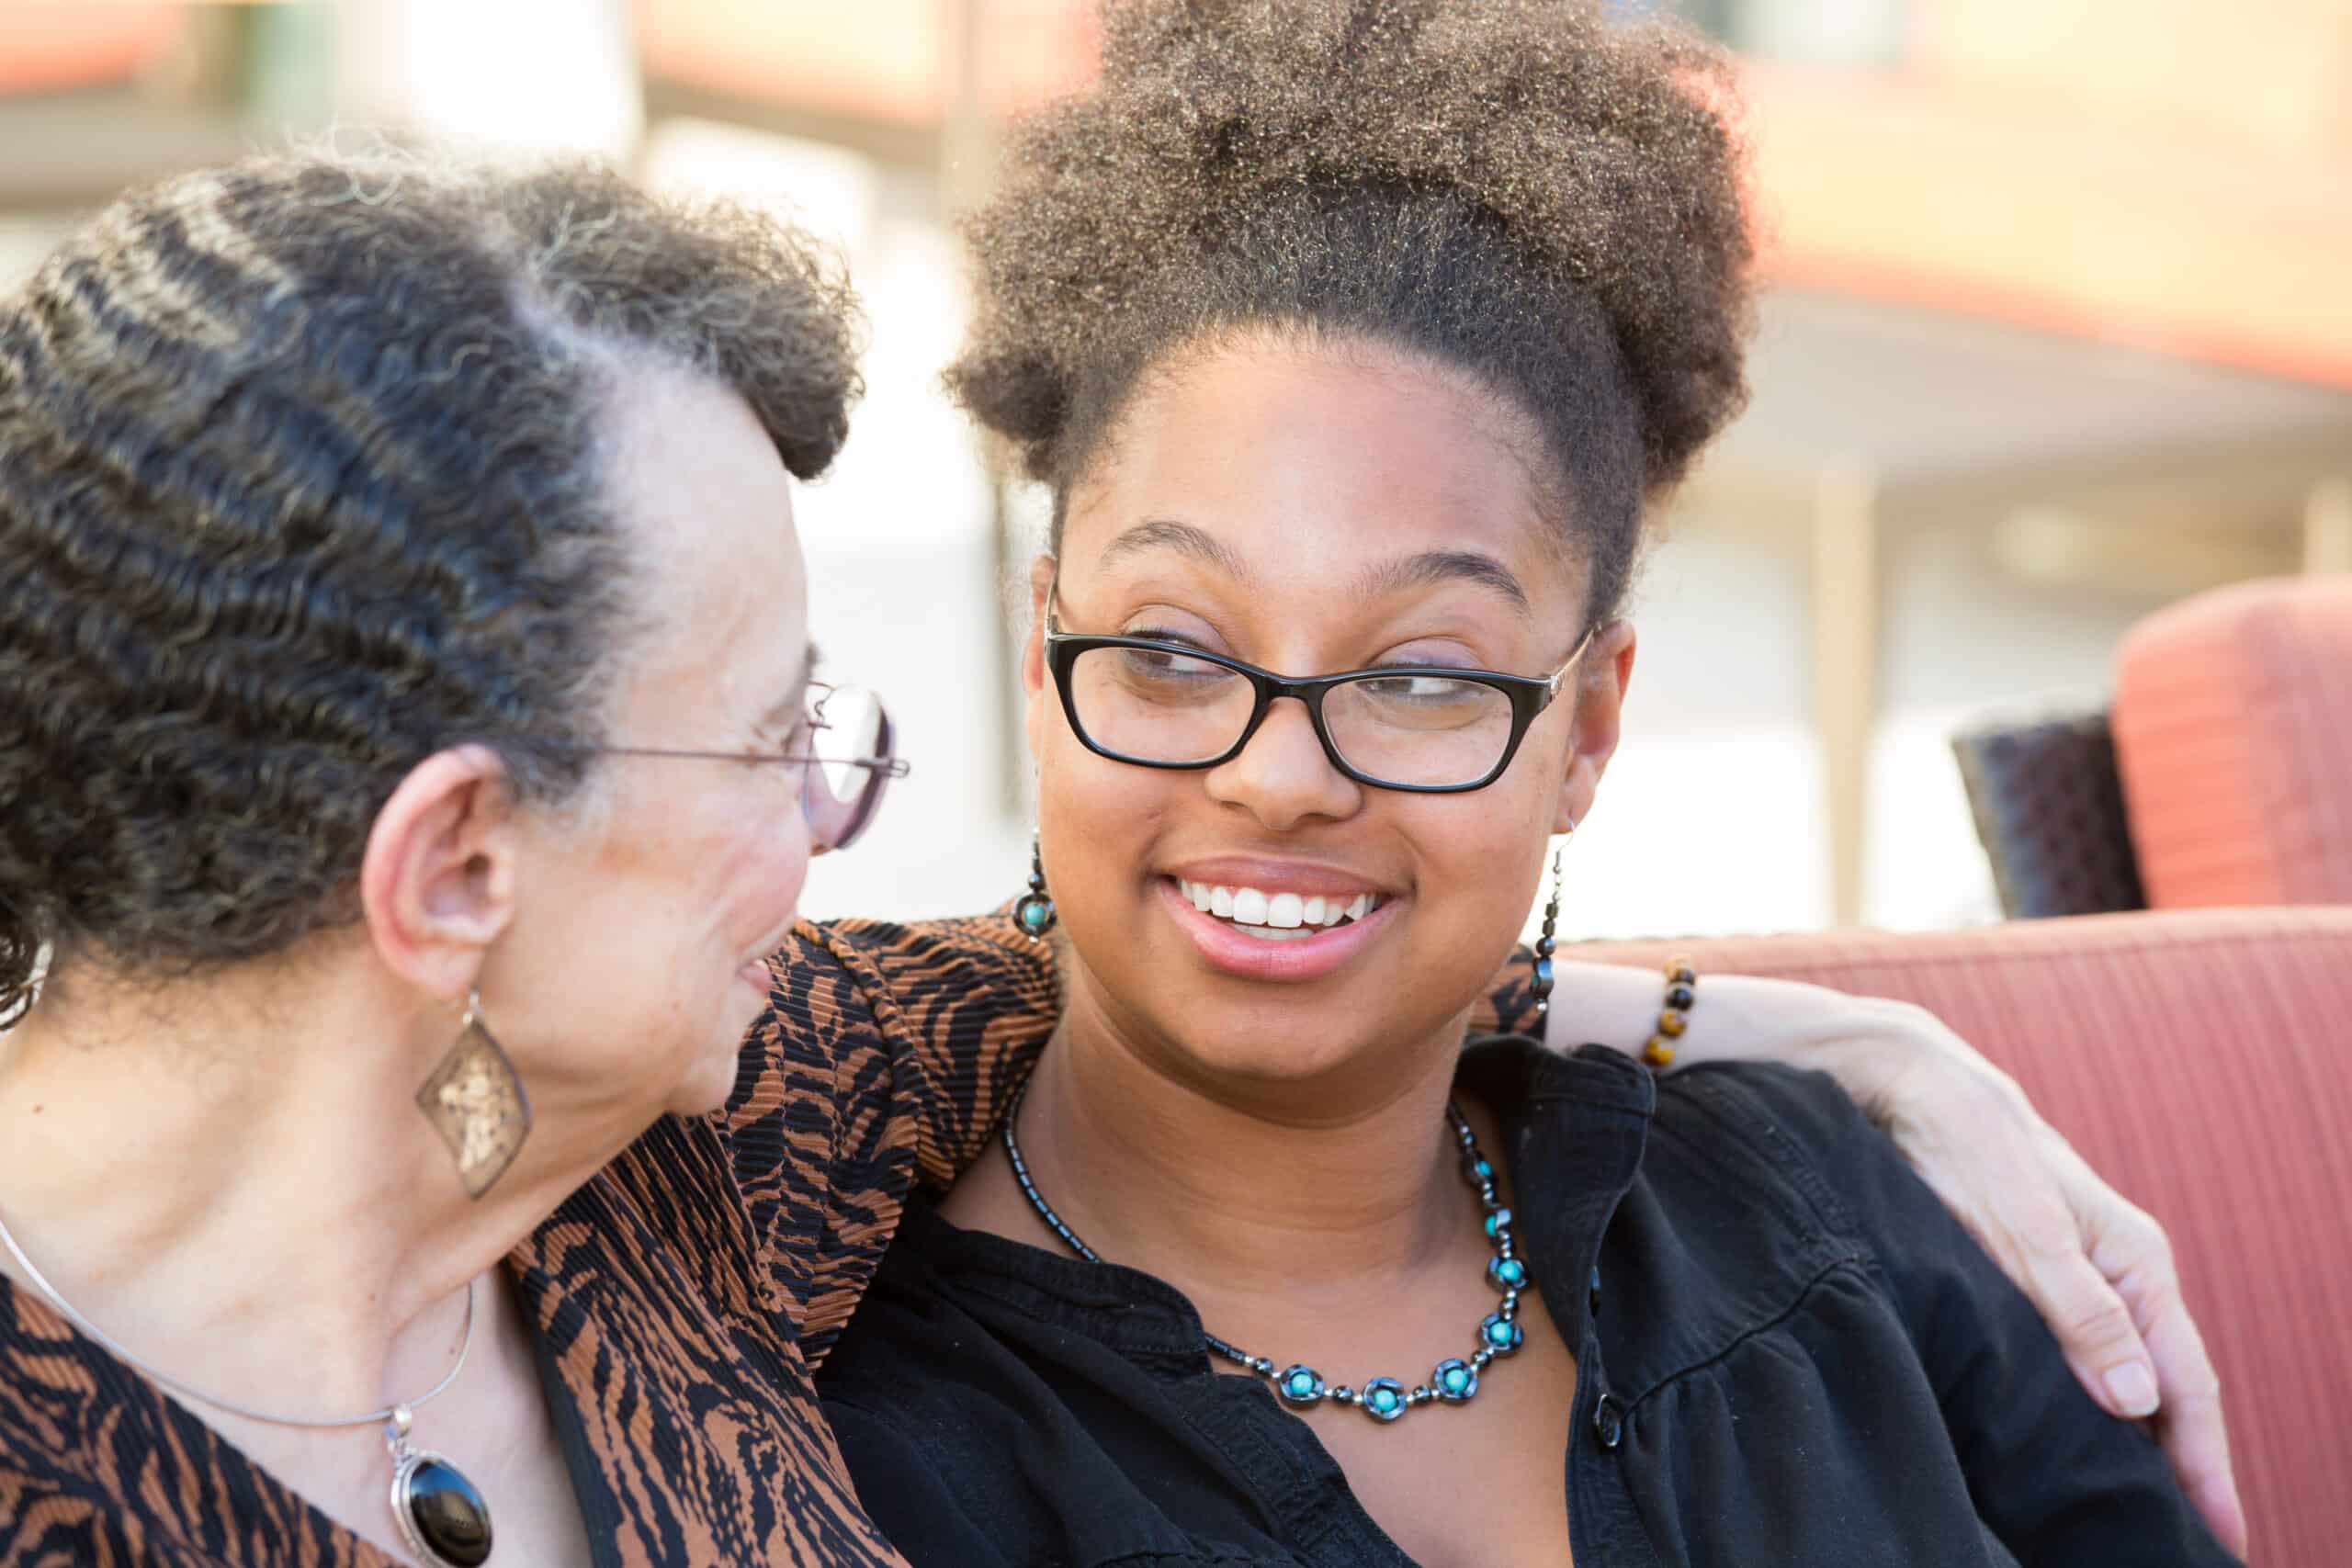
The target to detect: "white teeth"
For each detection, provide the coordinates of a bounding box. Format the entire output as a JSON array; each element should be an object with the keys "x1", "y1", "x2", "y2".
[
  {"x1": 1232, "y1": 923, "x2": 1322, "y2": 942},
  {"x1": 1176, "y1": 880, "x2": 1382, "y2": 930}
]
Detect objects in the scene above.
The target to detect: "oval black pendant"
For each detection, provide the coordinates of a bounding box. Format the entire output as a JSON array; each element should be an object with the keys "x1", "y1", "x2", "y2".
[{"x1": 392, "y1": 1452, "x2": 493, "y2": 1567}]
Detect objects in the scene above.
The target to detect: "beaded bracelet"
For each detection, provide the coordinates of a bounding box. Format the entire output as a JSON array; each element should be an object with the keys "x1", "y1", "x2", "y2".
[{"x1": 1644, "y1": 960, "x2": 1698, "y2": 1068}]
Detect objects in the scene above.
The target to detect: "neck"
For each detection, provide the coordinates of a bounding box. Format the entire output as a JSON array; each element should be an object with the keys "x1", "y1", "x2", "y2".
[
  {"x1": 0, "y1": 955, "x2": 602, "y2": 1417},
  {"x1": 1013, "y1": 979, "x2": 1479, "y2": 1305}
]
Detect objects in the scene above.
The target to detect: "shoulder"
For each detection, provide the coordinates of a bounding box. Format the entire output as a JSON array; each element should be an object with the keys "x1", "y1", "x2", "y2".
[
  {"x1": 1577, "y1": 1060, "x2": 1973, "y2": 1430},
  {"x1": 1615, "y1": 1057, "x2": 1946, "y2": 1346},
  {"x1": 1649, "y1": 1059, "x2": 1898, "y2": 1236},
  {"x1": 735, "y1": 912, "x2": 1058, "y2": 1116},
  {"x1": 1642, "y1": 1059, "x2": 1991, "y2": 1335},
  {"x1": 759, "y1": 913, "x2": 1059, "y2": 1046},
  {"x1": 804, "y1": 909, "x2": 1061, "y2": 990},
  {"x1": 711, "y1": 913, "x2": 1064, "y2": 1353}
]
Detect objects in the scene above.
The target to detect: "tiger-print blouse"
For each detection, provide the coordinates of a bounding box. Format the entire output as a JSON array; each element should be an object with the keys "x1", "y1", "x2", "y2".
[{"x1": 0, "y1": 910, "x2": 1544, "y2": 1566}]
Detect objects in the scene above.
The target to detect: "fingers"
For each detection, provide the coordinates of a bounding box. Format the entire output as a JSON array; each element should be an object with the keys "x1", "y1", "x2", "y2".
[
  {"x1": 2152, "y1": 1338, "x2": 2245, "y2": 1557},
  {"x1": 1870, "y1": 1023, "x2": 2248, "y2": 1555},
  {"x1": 1994, "y1": 1147, "x2": 2247, "y2": 1552},
  {"x1": 2094, "y1": 1219, "x2": 2249, "y2": 1556},
  {"x1": 1896, "y1": 1106, "x2": 2175, "y2": 1425},
  {"x1": 2006, "y1": 1190, "x2": 2162, "y2": 1420},
  {"x1": 1893, "y1": 1082, "x2": 2165, "y2": 1421}
]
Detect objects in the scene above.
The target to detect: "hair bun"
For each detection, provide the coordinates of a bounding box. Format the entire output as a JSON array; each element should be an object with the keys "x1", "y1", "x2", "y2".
[{"x1": 952, "y1": 0, "x2": 1753, "y2": 501}]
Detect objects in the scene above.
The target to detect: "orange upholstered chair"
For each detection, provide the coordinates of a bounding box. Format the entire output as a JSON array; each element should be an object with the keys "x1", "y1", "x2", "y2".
[
  {"x1": 1577, "y1": 908, "x2": 2352, "y2": 1568},
  {"x1": 2113, "y1": 577, "x2": 2352, "y2": 908}
]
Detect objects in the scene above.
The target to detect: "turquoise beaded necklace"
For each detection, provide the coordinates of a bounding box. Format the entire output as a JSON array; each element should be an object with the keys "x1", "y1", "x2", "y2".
[{"x1": 1002, "y1": 1082, "x2": 1530, "y2": 1425}]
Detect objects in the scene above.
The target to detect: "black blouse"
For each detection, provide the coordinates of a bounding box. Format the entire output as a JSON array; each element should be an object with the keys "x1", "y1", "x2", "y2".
[{"x1": 818, "y1": 1037, "x2": 2236, "y2": 1567}]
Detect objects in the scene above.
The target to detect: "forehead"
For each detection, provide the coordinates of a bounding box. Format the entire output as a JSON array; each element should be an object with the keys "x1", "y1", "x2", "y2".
[
  {"x1": 599, "y1": 357, "x2": 808, "y2": 714},
  {"x1": 1067, "y1": 336, "x2": 1571, "y2": 601}
]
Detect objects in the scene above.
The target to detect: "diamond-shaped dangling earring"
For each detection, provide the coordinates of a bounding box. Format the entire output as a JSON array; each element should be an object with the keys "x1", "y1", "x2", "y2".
[
  {"x1": 1527, "y1": 820, "x2": 1571, "y2": 1026},
  {"x1": 1012, "y1": 837, "x2": 1057, "y2": 941},
  {"x1": 415, "y1": 987, "x2": 533, "y2": 1200}
]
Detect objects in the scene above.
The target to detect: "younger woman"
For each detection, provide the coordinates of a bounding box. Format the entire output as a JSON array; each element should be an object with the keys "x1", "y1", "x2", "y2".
[{"x1": 815, "y1": 4, "x2": 2237, "y2": 1562}]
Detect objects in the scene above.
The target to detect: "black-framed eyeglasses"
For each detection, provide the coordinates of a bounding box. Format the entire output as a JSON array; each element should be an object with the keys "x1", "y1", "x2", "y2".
[
  {"x1": 1044, "y1": 619, "x2": 1595, "y2": 794},
  {"x1": 582, "y1": 682, "x2": 910, "y2": 851}
]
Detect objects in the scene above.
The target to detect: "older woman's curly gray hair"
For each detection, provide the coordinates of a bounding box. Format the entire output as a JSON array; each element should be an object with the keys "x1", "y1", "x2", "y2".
[{"x1": 0, "y1": 152, "x2": 864, "y2": 1021}]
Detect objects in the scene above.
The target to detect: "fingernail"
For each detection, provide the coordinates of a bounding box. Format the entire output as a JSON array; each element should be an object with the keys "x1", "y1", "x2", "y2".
[{"x1": 2103, "y1": 1361, "x2": 2158, "y2": 1417}]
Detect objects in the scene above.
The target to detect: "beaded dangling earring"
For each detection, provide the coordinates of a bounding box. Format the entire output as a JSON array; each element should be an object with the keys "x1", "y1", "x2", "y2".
[
  {"x1": 414, "y1": 987, "x2": 532, "y2": 1200},
  {"x1": 1527, "y1": 823, "x2": 1571, "y2": 1025},
  {"x1": 1012, "y1": 837, "x2": 1057, "y2": 940}
]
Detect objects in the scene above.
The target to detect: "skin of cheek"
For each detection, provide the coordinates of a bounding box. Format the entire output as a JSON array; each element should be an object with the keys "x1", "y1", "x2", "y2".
[
  {"x1": 497, "y1": 769, "x2": 808, "y2": 1127},
  {"x1": 660, "y1": 782, "x2": 810, "y2": 1116}
]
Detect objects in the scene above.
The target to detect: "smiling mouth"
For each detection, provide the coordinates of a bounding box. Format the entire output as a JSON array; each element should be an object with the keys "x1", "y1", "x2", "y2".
[{"x1": 1174, "y1": 879, "x2": 1386, "y2": 942}]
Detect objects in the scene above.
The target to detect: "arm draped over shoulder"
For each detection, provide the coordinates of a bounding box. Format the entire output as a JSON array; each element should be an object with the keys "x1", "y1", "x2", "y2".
[{"x1": 714, "y1": 913, "x2": 1063, "y2": 1363}]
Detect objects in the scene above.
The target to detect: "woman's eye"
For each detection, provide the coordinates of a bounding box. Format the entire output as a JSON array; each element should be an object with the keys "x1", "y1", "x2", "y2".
[
  {"x1": 1121, "y1": 625, "x2": 1211, "y2": 650},
  {"x1": 1361, "y1": 672, "x2": 1471, "y2": 700},
  {"x1": 1117, "y1": 645, "x2": 1222, "y2": 679}
]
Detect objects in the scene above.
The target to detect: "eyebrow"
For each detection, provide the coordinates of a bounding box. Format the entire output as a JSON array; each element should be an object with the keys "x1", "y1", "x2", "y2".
[
  {"x1": 759, "y1": 639, "x2": 821, "y2": 732},
  {"x1": 1096, "y1": 519, "x2": 1531, "y2": 618},
  {"x1": 1354, "y1": 549, "x2": 1532, "y2": 618},
  {"x1": 1096, "y1": 518, "x2": 1254, "y2": 582}
]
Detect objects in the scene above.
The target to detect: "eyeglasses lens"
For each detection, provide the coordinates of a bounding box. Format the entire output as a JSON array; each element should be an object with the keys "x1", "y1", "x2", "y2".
[
  {"x1": 1068, "y1": 644, "x2": 1255, "y2": 766},
  {"x1": 1065, "y1": 647, "x2": 1513, "y2": 788},
  {"x1": 804, "y1": 685, "x2": 896, "y2": 851},
  {"x1": 1317, "y1": 672, "x2": 1513, "y2": 787}
]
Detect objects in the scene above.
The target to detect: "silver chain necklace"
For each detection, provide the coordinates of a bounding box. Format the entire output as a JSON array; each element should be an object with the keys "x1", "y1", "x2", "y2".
[
  {"x1": 1003, "y1": 1081, "x2": 1532, "y2": 1424},
  {"x1": 0, "y1": 1202, "x2": 496, "y2": 1566}
]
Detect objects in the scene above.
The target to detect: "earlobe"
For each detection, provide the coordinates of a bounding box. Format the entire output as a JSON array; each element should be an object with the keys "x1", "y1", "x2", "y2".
[
  {"x1": 1552, "y1": 761, "x2": 1596, "y2": 837},
  {"x1": 359, "y1": 745, "x2": 520, "y2": 1000}
]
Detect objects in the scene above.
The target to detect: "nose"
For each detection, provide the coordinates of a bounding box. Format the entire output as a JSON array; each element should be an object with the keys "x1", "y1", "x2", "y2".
[{"x1": 1204, "y1": 695, "x2": 1362, "y2": 830}]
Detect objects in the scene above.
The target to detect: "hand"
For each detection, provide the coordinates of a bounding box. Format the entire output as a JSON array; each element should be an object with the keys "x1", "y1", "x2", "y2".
[{"x1": 1852, "y1": 1006, "x2": 2248, "y2": 1557}]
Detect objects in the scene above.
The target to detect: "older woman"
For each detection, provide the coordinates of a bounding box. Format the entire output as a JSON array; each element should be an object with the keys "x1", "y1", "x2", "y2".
[
  {"x1": 812, "y1": 4, "x2": 2241, "y2": 1564},
  {"x1": 0, "y1": 150, "x2": 2230, "y2": 1568},
  {"x1": 0, "y1": 153, "x2": 910, "y2": 1566}
]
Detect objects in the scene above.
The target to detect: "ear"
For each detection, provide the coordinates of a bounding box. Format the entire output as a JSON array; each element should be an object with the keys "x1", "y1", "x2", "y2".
[
  {"x1": 1022, "y1": 553, "x2": 1057, "y2": 765},
  {"x1": 1554, "y1": 621, "x2": 1636, "y2": 835},
  {"x1": 358, "y1": 744, "x2": 523, "y2": 1002}
]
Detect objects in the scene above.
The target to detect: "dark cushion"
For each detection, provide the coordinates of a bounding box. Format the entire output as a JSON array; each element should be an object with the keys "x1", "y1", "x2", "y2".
[{"x1": 1952, "y1": 710, "x2": 2146, "y2": 919}]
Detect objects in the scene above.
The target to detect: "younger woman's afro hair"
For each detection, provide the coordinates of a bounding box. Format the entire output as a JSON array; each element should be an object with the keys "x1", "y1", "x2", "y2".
[{"x1": 948, "y1": 0, "x2": 1755, "y2": 516}]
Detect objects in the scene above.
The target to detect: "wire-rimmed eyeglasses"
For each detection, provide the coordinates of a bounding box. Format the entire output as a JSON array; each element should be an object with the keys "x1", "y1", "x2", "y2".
[
  {"x1": 1044, "y1": 618, "x2": 1593, "y2": 794},
  {"x1": 579, "y1": 682, "x2": 909, "y2": 851}
]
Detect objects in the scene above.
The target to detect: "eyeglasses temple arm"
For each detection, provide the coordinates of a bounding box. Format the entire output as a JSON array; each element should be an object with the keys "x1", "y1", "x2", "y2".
[{"x1": 1545, "y1": 626, "x2": 1599, "y2": 696}]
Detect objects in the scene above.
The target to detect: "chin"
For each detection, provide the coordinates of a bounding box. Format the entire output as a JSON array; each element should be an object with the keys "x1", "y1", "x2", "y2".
[
  {"x1": 1152, "y1": 1003, "x2": 1385, "y2": 1089},
  {"x1": 667, "y1": 1043, "x2": 744, "y2": 1119},
  {"x1": 664, "y1": 998, "x2": 760, "y2": 1119}
]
